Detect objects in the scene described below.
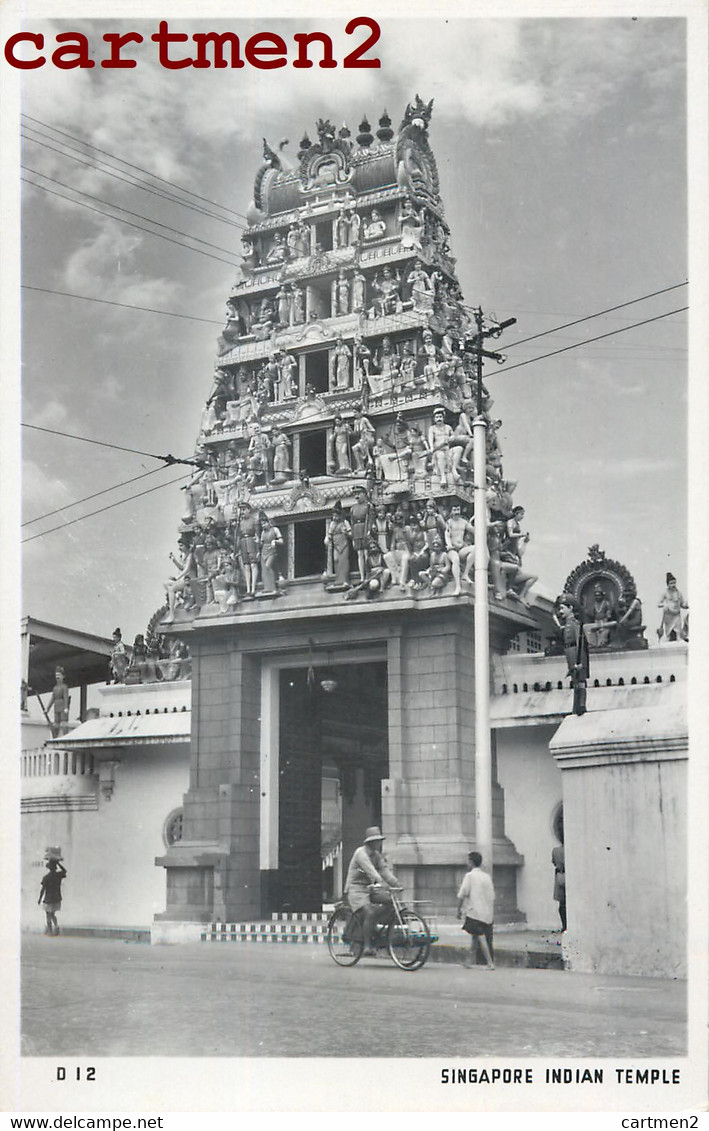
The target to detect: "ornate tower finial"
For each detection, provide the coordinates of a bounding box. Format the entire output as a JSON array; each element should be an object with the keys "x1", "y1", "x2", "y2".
[
  {"x1": 356, "y1": 116, "x2": 373, "y2": 147},
  {"x1": 376, "y1": 110, "x2": 394, "y2": 142},
  {"x1": 401, "y1": 95, "x2": 434, "y2": 131}
]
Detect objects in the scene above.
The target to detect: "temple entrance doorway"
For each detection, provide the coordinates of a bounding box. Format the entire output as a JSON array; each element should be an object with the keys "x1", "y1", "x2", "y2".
[{"x1": 264, "y1": 658, "x2": 388, "y2": 915}]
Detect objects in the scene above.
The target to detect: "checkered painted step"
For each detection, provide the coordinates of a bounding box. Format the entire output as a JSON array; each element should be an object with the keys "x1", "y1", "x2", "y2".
[{"x1": 201, "y1": 919, "x2": 329, "y2": 943}]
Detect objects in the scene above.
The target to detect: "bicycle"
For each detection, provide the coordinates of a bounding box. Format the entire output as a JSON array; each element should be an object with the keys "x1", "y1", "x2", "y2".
[{"x1": 326, "y1": 886, "x2": 433, "y2": 971}]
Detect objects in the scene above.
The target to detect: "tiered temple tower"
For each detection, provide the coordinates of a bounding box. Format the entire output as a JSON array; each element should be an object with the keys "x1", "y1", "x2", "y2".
[{"x1": 157, "y1": 98, "x2": 550, "y2": 924}]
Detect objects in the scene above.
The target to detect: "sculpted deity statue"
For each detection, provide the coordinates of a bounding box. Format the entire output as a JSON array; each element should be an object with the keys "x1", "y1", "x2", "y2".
[
  {"x1": 335, "y1": 270, "x2": 350, "y2": 316},
  {"x1": 332, "y1": 337, "x2": 352, "y2": 390},
  {"x1": 428, "y1": 407, "x2": 459, "y2": 490},
  {"x1": 349, "y1": 485, "x2": 374, "y2": 580},
  {"x1": 351, "y1": 409, "x2": 376, "y2": 472},
  {"x1": 164, "y1": 537, "x2": 197, "y2": 622},
  {"x1": 335, "y1": 204, "x2": 351, "y2": 249},
  {"x1": 329, "y1": 415, "x2": 354, "y2": 474},
  {"x1": 445, "y1": 504, "x2": 475, "y2": 595},
  {"x1": 352, "y1": 270, "x2": 367, "y2": 313},
  {"x1": 109, "y1": 629, "x2": 129, "y2": 683},
  {"x1": 259, "y1": 514, "x2": 285, "y2": 594},
  {"x1": 278, "y1": 351, "x2": 299, "y2": 400},
  {"x1": 247, "y1": 422, "x2": 271, "y2": 486},
  {"x1": 399, "y1": 198, "x2": 425, "y2": 251},
  {"x1": 421, "y1": 535, "x2": 452, "y2": 594},
  {"x1": 657, "y1": 572, "x2": 688, "y2": 642},
  {"x1": 237, "y1": 502, "x2": 260, "y2": 597},
  {"x1": 290, "y1": 283, "x2": 305, "y2": 324},
  {"x1": 408, "y1": 260, "x2": 435, "y2": 314},
  {"x1": 363, "y1": 208, "x2": 387, "y2": 241},
  {"x1": 372, "y1": 267, "x2": 401, "y2": 317},
  {"x1": 324, "y1": 502, "x2": 352, "y2": 589},
  {"x1": 251, "y1": 297, "x2": 275, "y2": 340},
  {"x1": 276, "y1": 284, "x2": 292, "y2": 327},
  {"x1": 271, "y1": 428, "x2": 292, "y2": 482},
  {"x1": 266, "y1": 232, "x2": 287, "y2": 264}
]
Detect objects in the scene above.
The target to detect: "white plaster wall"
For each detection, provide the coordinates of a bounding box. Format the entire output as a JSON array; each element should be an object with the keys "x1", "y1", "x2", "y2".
[
  {"x1": 563, "y1": 756, "x2": 686, "y2": 978},
  {"x1": 495, "y1": 725, "x2": 563, "y2": 928},
  {"x1": 22, "y1": 745, "x2": 189, "y2": 930}
]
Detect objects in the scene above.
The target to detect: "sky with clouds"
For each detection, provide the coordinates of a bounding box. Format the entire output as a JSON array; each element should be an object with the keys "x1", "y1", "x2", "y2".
[{"x1": 13, "y1": 12, "x2": 691, "y2": 642}]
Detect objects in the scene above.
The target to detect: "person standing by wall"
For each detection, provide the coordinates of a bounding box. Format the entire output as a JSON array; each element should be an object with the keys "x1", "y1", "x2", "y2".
[
  {"x1": 552, "y1": 840, "x2": 566, "y2": 932},
  {"x1": 38, "y1": 855, "x2": 67, "y2": 936},
  {"x1": 457, "y1": 851, "x2": 495, "y2": 970}
]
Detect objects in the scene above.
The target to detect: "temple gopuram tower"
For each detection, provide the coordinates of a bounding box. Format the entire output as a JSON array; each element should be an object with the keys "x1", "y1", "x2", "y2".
[{"x1": 156, "y1": 98, "x2": 551, "y2": 924}]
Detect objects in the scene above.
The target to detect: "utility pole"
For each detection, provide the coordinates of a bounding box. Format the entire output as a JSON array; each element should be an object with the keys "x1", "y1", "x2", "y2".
[{"x1": 461, "y1": 308, "x2": 516, "y2": 873}]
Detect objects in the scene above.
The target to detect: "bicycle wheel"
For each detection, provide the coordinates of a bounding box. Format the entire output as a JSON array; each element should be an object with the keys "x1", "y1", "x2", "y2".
[
  {"x1": 387, "y1": 910, "x2": 431, "y2": 970},
  {"x1": 327, "y1": 905, "x2": 364, "y2": 967}
]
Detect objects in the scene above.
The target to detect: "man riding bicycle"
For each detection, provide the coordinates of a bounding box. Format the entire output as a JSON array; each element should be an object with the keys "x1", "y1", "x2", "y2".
[{"x1": 344, "y1": 826, "x2": 401, "y2": 954}]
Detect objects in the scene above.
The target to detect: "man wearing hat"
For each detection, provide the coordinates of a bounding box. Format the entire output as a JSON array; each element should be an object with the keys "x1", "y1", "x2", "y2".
[
  {"x1": 344, "y1": 827, "x2": 401, "y2": 954},
  {"x1": 557, "y1": 594, "x2": 589, "y2": 716}
]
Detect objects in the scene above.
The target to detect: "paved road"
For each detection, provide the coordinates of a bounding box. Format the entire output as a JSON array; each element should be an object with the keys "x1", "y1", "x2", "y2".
[{"x1": 21, "y1": 935, "x2": 685, "y2": 1058}]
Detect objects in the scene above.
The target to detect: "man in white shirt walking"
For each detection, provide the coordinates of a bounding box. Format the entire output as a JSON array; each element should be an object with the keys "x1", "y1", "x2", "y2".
[{"x1": 456, "y1": 851, "x2": 495, "y2": 969}]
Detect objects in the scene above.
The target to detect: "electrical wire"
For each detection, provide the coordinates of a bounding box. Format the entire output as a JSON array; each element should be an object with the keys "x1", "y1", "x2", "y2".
[
  {"x1": 22, "y1": 174, "x2": 241, "y2": 269},
  {"x1": 21, "y1": 422, "x2": 198, "y2": 465},
  {"x1": 485, "y1": 282, "x2": 688, "y2": 351},
  {"x1": 22, "y1": 129, "x2": 247, "y2": 231},
  {"x1": 22, "y1": 473, "x2": 189, "y2": 544},
  {"x1": 22, "y1": 466, "x2": 168, "y2": 526},
  {"x1": 23, "y1": 165, "x2": 240, "y2": 258},
  {"x1": 488, "y1": 307, "x2": 688, "y2": 378},
  {"x1": 22, "y1": 112, "x2": 251, "y2": 224},
  {"x1": 22, "y1": 285, "x2": 224, "y2": 326}
]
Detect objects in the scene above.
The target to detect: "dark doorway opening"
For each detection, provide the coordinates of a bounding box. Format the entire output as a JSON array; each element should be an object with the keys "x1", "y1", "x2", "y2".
[
  {"x1": 305, "y1": 349, "x2": 329, "y2": 393},
  {"x1": 270, "y1": 659, "x2": 388, "y2": 915},
  {"x1": 294, "y1": 518, "x2": 326, "y2": 578},
  {"x1": 299, "y1": 428, "x2": 328, "y2": 479}
]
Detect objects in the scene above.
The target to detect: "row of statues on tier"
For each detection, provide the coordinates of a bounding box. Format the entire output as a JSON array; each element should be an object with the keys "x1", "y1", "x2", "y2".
[
  {"x1": 108, "y1": 628, "x2": 191, "y2": 684},
  {"x1": 550, "y1": 572, "x2": 689, "y2": 654},
  {"x1": 326, "y1": 492, "x2": 537, "y2": 604},
  {"x1": 206, "y1": 329, "x2": 486, "y2": 435},
  {"x1": 164, "y1": 505, "x2": 288, "y2": 618},
  {"x1": 185, "y1": 406, "x2": 507, "y2": 529},
  {"x1": 224, "y1": 259, "x2": 448, "y2": 346},
  {"x1": 238, "y1": 197, "x2": 451, "y2": 277},
  {"x1": 163, "y1": 493, "x2": 536, "y2": 621}
]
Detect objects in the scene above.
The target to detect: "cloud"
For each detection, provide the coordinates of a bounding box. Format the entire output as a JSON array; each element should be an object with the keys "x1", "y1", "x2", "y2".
[{"x1": 62, "y1": 222, "x2": 180, "y2": 310}]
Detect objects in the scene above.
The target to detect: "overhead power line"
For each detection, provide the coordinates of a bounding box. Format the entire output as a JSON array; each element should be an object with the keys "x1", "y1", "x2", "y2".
[
  {"x1": 22, "y1": 466, "x2": 168, "y2": 527},
  {"x1": 22, "y1": 175, "x2": 241, "y2": 269},
  {"x1": 491, "y1": 307, "x2": 688, "y2": 377},
  {"x1": 496, "y1": 281, "x2": 688, "y2": 351},
  {"x1": 22, "y1": 128, "x2": 247, "y2": 231},
  {"x1": 22, "y1": 473, "x2": 189, "y2": 544},
  {"x1": 22, "y1": 285, "x2": 224, "y2": 327},
  {"x1": 21, "y1": 422, "x2": 199, "y2": 466},
  {"x1": 23, "y1": 165, "x2": 240, "y2": 258},
  {"x1": 22, "y1": 112, "x2": 251, "y2": 225}
]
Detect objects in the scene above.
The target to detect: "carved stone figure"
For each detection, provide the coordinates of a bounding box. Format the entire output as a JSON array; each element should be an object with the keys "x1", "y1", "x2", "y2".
[
  {"x1": 428, "y1": 408, "x2": 459, "y2": 490},
  {"x1": 277, "y1": 284, "x2": 292, "y2": 327},
  {"x1": 278, "y1": 352, "x2": 299, "y2": 400},
  {"x1": 345, "y1": 537, "x2": 392, "y2": 600},
  {"x1": 335, "y1": 270, "x2": 350, "y2": 316},
  {"x1": 421, "y1": 535, "x2": 452, "y2": 594},
  {"x1": 352, "y1": 270, "x2": 367, "y2": 313},
  {"x1": 324, "y1": 502, "x2": 352, "y2": 589},
  {"x1": 408, "y1": 260, "x2": 435, "y2": 313},
  {"x1": 657, "y1": 573, "x2": 688, "y2": 642},
  {"x1": 271, "y1": 428, "x2": 292, "y2": 482},
  {"x1": 329, "y1": 415, "x2": 353, "y2": 473},
  {"x1": 109, "y1": 628, "x2": 129, "y2": 683},
  {"x1": 445, "y1": 504, "x2": 475, "y2": 595},
  {"x1": 352, "y1": 409, "x2": 376, "y2": 472},
  {"x1": 247, "y1": 423, "x2": 271, "y2": 486},
  {"x1": 259, "y1": 514, "x2": 285, "y2": 593},
  {"x1": 266, "y1": 232, "x2": 287, "y2": 263},
  {"x1": 615, "y1": 594, "x2": 644, "y2": 647},
  {"x1": 372, "y1": 267, "x2": 401, "y2": 317},
  {"x1": 164, "y1": 537, "x2": 197, "y2": 622},
  {"x1": 251, "y1": 297, "x2": 275, "y2": 340},
  {"x1": 333, "y1": 337, "x2": 352, "y2": 390},
  {"x1": 399, "y1": 199, "x2": 424, "y2": 251},
  {"x1": 384, "y1": 508, "x2": 411, "y2": 589},
  {"x1": 335, "y1": 204, "x2": 351, "y2": 249},
  {"x1": 237, "y1": 502, "x2": 260, "y2": 597},
  {"x1": 46, "y1": 666, "x2": 70, "y2": 735},
  {"x1": 291, "y1": 283, "x2": 305, "y2": 324},
  {"x1": 407, "y1": 424, "x2": 430, "y2": 479},
  {"x1": 363, "y1": 208, "x2": 386, "y2": 241},
  {"x1": 349, "y1": 485, "x2": 374, "y2": 579},
  {"x1": 585, "y1": 584, "x2": 615, "y2": 647}
]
